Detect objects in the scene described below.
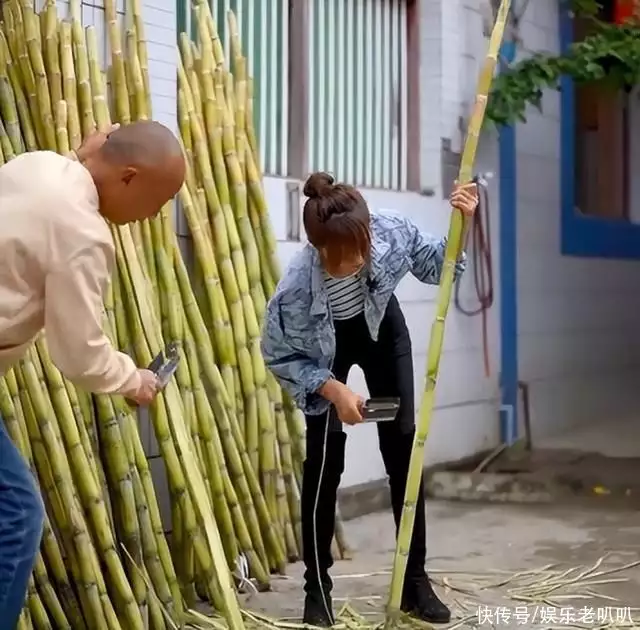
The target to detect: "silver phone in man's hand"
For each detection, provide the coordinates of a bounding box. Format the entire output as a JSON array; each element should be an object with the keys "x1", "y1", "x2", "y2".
[
  {"x1": 147, "y1": 342, "x2": 180, "y2": 390},
  {"x1": 362, "y1": 398, "x2": 400, "y2": 423}
]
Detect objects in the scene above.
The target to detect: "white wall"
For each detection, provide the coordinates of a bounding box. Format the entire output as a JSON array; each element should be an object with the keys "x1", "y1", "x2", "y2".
[
  {"x1": 512, "y1": 1, "x2": 640, "y2": 439},
  {"x1": 57, "y1": 0, "x2": 504, "y2": 491},
  {"x1": 54, "y1": 0, "x2": 177, "y2": 135},
  {"x1": 265, "y1": 0, "x2": 504, "y2": 489},
  {"x1": 273, "y1": 0, "x2": 640, "y2": 488}
]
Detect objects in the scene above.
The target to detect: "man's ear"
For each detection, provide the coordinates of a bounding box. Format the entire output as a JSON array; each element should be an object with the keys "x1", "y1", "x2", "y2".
[{"x1": 122, "y1": 167, "x2": 137, "y2": 185}]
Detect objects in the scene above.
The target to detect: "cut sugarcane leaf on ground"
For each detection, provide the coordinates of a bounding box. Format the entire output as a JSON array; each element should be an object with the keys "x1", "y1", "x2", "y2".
[
  {"x1": 0, "y1": 0, "x2": 351, "y2": 627},
  {"x1": 384, "y1": 1, "x2": 512, "y2": 628}
]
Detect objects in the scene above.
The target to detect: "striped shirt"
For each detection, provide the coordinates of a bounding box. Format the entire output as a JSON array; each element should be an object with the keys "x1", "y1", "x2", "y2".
[{"x1": 323, "y1": 270, "x2": 365, "y2": 321}]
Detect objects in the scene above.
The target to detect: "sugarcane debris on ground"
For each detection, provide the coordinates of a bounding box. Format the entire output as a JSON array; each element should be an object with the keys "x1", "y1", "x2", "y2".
[
  {"x1": 430, "y1": 556, "x2": 640, "y2": 630},
  {"x1": 227, "y1": 558, "x2": 640, "y2": 630},
  {"x1": 0, "y1": 0, "x2": 350, "y2": 628},
  {"x1": 183, "y1": 557, "x2": 640, "y2": 629}
]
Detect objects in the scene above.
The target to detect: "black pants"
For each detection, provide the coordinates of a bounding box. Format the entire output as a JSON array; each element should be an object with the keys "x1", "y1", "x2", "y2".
[{"x1": 301, "y1": 295, "x2": 427, "y2": 593}]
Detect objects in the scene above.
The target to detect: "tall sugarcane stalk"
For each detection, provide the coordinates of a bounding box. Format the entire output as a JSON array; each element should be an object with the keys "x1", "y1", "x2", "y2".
[{"x1": 384, "y1": 0, "x2": 512, "y2": 625}]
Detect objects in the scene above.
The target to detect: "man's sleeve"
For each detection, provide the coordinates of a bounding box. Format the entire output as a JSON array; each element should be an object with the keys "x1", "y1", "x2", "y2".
[{"x1": 44, "y1": 242, "x2": 141, "y2": 396}]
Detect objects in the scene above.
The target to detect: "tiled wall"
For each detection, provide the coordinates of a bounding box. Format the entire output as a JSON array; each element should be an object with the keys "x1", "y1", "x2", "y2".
[{"x1": 509, "y1": 0, "x2": 640, "y2": 439}]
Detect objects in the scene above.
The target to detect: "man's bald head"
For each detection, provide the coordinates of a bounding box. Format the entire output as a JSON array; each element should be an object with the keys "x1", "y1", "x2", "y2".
[
  {"x1": 100, "y1": 120, "x2": 183, "y2": 167},
  {"x1": 86, "y1": 121, "x2": 186, "y2": 225}
]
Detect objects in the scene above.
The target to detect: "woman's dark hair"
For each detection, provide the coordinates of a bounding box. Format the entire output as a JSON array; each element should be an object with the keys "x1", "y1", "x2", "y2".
[{"x1": 302, "y1": 172, "x2": 371, "y2": 266}]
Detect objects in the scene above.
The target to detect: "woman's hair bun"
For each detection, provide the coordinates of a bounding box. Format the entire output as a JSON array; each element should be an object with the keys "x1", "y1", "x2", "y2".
[{"x1": 303, "y1": 172, "x2": 334, "y2": 199}]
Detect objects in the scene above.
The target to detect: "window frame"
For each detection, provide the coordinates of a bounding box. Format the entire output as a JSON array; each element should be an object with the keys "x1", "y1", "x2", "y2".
[{"x1": 559, "y1": 5, "x2": 640, "y2": 259}]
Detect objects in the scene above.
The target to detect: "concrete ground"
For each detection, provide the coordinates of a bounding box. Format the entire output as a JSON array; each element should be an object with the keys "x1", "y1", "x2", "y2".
[
  {"x1": 425, "y1": 417, "x2": 640, "y2": 505},
  {"x1": 240, "y1": 501, "x2": 640, "y2": 629},
  {"x1": 537, "y1": 417, "x2": 640, "y2": 459}
]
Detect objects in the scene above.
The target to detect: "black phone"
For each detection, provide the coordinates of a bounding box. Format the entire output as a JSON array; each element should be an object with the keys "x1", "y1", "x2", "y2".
[{"x1": 362, "y1": 398, "x2": 400, "y2": 423}]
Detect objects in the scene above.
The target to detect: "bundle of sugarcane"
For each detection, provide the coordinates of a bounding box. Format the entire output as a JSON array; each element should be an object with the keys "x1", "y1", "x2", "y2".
[
  {"x1": 0, "y1": 0, "x2": 352, "y2": 626},
  {"x1": 174, "y1": 0, "x2": 351, "y2": 566},
  {"x1": 1, "y1": 0, "x2": 244, "y2": 627}
]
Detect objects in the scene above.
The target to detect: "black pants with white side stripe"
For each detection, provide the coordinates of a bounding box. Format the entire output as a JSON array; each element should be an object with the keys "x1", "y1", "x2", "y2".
[{"x1": 301, "y1": 294, "x2": 427, "y2": 593}]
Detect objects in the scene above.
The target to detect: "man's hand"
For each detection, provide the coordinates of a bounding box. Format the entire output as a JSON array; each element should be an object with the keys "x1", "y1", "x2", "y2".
[
  {"x1": 126, "y1": 369, "x2": 160, "y2": 406},
  {"x1": 75, "y1": 123, "x2": 120, "y2": 162},
  {"x1": 319, "y1": 379, "x2": 364, "y2": 425},
  {"x1": 449, "y1": 181, "x2": 479, "y2": 217}
]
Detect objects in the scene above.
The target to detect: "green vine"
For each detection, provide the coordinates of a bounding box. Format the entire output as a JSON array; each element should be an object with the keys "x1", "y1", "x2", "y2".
[{"x1": 485, "y1": 1, "x2": 640, "y2": 126}]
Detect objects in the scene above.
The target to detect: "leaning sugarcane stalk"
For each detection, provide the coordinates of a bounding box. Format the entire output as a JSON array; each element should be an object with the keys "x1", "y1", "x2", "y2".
[{"x1": 384, "y1": 0, "x2": 512, "y2": 625}]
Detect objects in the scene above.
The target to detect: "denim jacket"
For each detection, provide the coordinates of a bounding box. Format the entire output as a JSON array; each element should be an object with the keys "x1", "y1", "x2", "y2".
[{"x1": 261, "y1": 209, "x2": 467, "y2": 416}]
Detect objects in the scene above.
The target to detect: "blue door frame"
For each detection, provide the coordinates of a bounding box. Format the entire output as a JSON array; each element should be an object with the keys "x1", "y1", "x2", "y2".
[{"x1": 498, "y1": 41, "x2": 519, "y2": 444}]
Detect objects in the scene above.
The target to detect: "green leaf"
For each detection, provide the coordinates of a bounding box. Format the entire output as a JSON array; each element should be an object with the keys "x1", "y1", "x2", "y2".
[{"x1": 486, "y1": 7, "x2": 640, "y2": 126}]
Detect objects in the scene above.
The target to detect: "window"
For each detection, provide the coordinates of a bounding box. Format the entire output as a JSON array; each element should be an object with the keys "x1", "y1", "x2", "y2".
[
  {"x1": 560, "y1": 0, "x2": 640, "y2": 258},
  {"x1": 223, "y1": 1, "x2": 290, "y2": 176},
  {"x1": 177, "y1": 0, "x2": 290, "y2": 176},
  {"x1": 177, "y1": 0, "x2": 417, "y2": 189},
  {"x1": 304, "y1": 0, "x2": 416, "y2": 190},
  {"x1": 575, "y1": 85, "x2": 631, "y2": 220},
  {"x1": 572, "y1": 3, "x2": 635, "y2": 221}
]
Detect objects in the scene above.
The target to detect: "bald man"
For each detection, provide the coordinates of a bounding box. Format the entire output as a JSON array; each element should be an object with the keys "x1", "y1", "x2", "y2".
[{"x1": 0, "y1": 120, "x2": 185, "y2": 627}]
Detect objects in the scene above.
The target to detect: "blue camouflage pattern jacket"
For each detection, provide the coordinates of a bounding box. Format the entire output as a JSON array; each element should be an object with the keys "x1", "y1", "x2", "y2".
[{"x1": 261, "y1": 209, "x2": 467, "y2": 416}]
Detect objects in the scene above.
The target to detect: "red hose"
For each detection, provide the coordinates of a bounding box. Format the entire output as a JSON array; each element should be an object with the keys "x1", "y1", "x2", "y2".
[{"x1": 454, "y1": 178, "x2": 494, "y2": 377}]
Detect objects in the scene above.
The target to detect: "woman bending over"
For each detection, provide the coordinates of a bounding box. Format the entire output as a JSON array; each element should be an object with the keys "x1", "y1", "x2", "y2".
[{"x1": 261, "y1": 172, "x2": 478, "y2": 627}]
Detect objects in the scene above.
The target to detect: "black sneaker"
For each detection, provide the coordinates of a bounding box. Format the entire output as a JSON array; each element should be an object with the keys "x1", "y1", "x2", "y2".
[
  {"x1": 401, "y1": 575, "x2": 451, "y2": 624},
  {"x1": 302, "y1": 589, "x2": 335, "y2": 627}
]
